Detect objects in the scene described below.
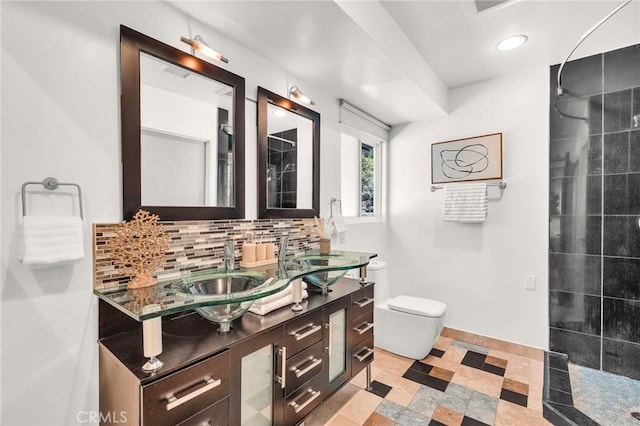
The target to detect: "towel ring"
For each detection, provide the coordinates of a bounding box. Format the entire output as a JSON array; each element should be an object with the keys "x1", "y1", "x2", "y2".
[{"x1": 21, "y1": 177, "x2": 84, "y2": 219}]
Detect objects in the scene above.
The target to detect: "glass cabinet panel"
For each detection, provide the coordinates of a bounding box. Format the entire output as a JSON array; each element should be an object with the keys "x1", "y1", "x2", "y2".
[
  {"x1": 328, "y1": 309, "x2": 346, "y2": 381},
  {"x1": 241, "y1": 344, "x2": 273, "y2": 425}
]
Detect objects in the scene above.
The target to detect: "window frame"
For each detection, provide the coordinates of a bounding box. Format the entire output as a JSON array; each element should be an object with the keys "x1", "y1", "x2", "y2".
[{"x1": 340, "y1": 128, "x2": 385, "y2": 224}]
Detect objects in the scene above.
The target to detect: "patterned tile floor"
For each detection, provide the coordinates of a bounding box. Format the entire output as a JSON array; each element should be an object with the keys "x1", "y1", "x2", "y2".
[{"x1": 305, "y1": 329, "x2": 550, "y2": 425}]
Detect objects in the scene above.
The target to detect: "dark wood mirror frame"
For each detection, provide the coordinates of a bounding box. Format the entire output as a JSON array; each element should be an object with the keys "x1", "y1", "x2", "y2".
[
  {"x1": 257, "y1": 86, "x2": 320, "y2": 219},
  {"x1": 120, "y1": 25, "x2": 245, "y2": 220}
]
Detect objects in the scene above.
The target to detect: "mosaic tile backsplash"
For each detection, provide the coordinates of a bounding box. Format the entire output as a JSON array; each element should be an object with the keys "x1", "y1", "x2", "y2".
[{"x1": 93, "y1": 218, "x2": 320, "y2": 290}]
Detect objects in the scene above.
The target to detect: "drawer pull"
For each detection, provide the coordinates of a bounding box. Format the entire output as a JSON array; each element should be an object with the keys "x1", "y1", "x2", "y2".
[
  {"x1": 289, "y1": 388, "x2": 321, "y2": 414},
  {"x1": 166, "y1": 378, "x2": 221, "y2": 411},
  {"x1": 354, "y1": 347, "x2": 374, "y2": 362},
  {"x1": 292, "y1": 357, "x2": 322, "y2": 378},
  {"x1": 353, "y1": 297, "x2": 374, "y2": 308},
  {"x1": 353, "y1": 322, "x2": 374, "y2": 335},
  {"x1": 290, "y1": 323, "x2": 322, "y2": 341},
  {"x1": 277, "y1": 346, "x2": 287, "y2": 389}
]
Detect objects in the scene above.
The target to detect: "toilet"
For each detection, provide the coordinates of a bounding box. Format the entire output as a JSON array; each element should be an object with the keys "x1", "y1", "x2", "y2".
[{"x1": 367, "y1": 260, "x2": 447, "y2": 360}]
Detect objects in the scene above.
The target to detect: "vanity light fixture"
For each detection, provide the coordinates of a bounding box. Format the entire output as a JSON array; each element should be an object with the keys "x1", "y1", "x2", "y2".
[
  {"x1": 495, "y1": 34, "x2": 528, "y2": 52},
  {"x1": 289, "y1": 86, "x2": 315, "y2": 105},
  {"x1": 180, "y1": 35, "x2": 229, "y2": 63}
]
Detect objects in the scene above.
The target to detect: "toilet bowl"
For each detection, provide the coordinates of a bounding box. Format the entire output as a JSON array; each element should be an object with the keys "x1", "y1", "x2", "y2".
[
  {"x1": 375, "y1": 296, "x2": 447, "y2": 359},
  {"x1": 365, "y1": 260, "x2": 447, "y2": 360}
]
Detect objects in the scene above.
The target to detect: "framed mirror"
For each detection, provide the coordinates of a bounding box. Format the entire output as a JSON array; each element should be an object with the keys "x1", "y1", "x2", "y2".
[
  {"x1": 257, "y1": 87, "x2": 320, "y2": 218},
  {"x1": 120, "y1": 26, "x2": 245, "y2": 220}
]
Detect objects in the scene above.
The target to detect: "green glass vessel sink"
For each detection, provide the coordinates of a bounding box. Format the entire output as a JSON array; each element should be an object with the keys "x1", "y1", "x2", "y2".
[
  {"x1": 295, "y1": 253, "x2": 361, "y2": 294},
  {"x1": 93, "y1": 250, "x2": 377, "y2": 323},
  {"x1": 173, "y1": 271, "x2": 271, "y2": 332}
]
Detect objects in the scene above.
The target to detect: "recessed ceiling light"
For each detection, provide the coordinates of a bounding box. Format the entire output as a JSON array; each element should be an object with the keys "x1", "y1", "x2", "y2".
[{"x1": 496, "y1": 34, "x2": 528, "y2": 52}]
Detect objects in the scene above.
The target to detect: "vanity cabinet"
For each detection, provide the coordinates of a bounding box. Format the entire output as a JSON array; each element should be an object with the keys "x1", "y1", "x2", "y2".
[{"x1": 98, "y1": 279, "x2": 374, "y2": 426}]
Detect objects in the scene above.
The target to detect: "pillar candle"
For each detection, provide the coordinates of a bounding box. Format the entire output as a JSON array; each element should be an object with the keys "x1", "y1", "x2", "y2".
[
  {"x1": 256, "y1": 244, "x2": 267, "y2": 261},
  {"x1": 264, "y1": 243, "x2": 276, "y2": 260},
  {"x1": 242, "y1": 243, "x2": 257, "y2": 263}
]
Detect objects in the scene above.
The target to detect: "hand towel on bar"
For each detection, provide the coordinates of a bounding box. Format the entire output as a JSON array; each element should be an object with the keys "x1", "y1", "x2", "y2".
[
  {"x1": 251, "y1": 281, "x2": 308, "y2": 307},
  {"x1": 443, "y1": 183, "x2": 488, "y2": 223},
  {"x1": 249, "y1": 290, "x2": 309, "y2": 315},
  {"x1": 20, "y1": 216, "x2": 85, "y2": 267}
]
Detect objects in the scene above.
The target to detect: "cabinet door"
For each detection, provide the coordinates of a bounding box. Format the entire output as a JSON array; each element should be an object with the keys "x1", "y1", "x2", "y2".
[
  {"x1": 229, "y1": 327, "x2": 285, "y2": 426},
  {"x1": 322, "y1": 298, "x2": 351, "y2": 395}
]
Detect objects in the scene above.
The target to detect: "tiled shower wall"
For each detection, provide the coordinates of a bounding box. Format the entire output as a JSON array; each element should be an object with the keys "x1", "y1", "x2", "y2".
[
  {"x1": 93, "y1": 218, "x2": 319, "y2": 289},
  {"x1": 549, "y1": 44, "x2": 640, "y2": 379}
]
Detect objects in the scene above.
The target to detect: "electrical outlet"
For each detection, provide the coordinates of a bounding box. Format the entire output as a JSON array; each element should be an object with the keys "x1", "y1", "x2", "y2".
[{"x1": 525, "y1": 275, "x2": 536, "y2": 291}]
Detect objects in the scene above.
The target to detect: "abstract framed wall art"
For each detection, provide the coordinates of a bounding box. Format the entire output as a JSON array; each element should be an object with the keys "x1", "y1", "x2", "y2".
[{"x1": 431, "y1": 133, "x2": 503, "y2": 184}]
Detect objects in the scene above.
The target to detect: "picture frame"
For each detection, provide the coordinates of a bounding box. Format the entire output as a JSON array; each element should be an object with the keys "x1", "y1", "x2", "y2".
[{"x1": 431, "y1": 132, "x2": 503, "y2": 184}]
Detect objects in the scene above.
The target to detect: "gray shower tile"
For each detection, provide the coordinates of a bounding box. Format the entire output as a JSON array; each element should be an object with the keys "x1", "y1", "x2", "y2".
[
  {"x1": 604, "y1": 45, "x2": 640, "y2": 93},
  {"x1": 604, "y1": 132, "x2": 629, "y2": 174},
  {"x1": 549, "y1": 215, "x2": 601, "y2": 255},
  {"x1": 550, "y1": 55, "x2": 603, "y2": 100},
  {"x1": 627, "y1": 173, "x2": 640, "y2": 214},
  {"x1": 550, "y1": 135, "x2": 602, "y2": 177},
  {"x1": 604, "y1": 90, "x2": 632, "y2": 133},
  {"x1": 629, "y1": 131, "x2": 640, "y2": 172},
  {"x1": 549, "y1": 327, "x2": 601, "y2": 369},
  {"x1": 604, "y1": 256, "x2": 640, "y2": 301},
  {"x1": 604, "y1": 174, "x2": 627, "y2": 214},
  {"x1": 603, "y1": 297, "x2": 640, "y2": 344},
  {"x1": 550, "y1": 96, "x2": 592, "y2": 140},
  {"x1": 603, "y1": 216, "x2": 640, "y2": 258},
  {"x1": 549, "y1": 253, "x2": 601, "y2": 296},
  {"x1": 549, "y1": 291, "x2": 601, "y2": 335},
  {"x1": 602, "y1": 338, "x2": 640, "y2": 380}
]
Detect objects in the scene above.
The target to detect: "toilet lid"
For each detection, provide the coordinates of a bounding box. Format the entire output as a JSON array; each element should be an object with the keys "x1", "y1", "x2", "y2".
[{"x1": 388, "y1": 295, "x2": 447, "y2": 318}]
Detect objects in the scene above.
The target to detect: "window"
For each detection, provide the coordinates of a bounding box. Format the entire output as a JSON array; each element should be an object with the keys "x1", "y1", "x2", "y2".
[{"x1": 341, "y1": 132, "x2": 383, "y2": 220}]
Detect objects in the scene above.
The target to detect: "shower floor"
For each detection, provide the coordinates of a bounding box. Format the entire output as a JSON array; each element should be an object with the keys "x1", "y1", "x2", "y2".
[{"x1": 568, "y1": 363, "x2": 640, "y2": 426}]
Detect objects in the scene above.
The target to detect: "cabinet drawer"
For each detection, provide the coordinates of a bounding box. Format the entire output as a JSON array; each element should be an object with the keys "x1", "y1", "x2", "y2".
[
  {"x1": 284, "y1": 373, "x2": 323, "y2": 426},
  {"x1": 351, "y1": 285, "x2": 374, "y2": 324},
  {"x1": 285, "y1": 309, "x2": 323, "y2": 355},
  {"x1": 176, "y1": 397, "x2": 228, "y2": 426},
  {"x1": 285, "y1": 341, "x2": 324, "y2": 396},
  {"x1": 352, "y1": 335, "x2": 374, "y2": 376},
  {"x1": 350, "y1": 310, "x2": 374, "y2": 346},
  {"x1": 142, "y1": 351, "x2": 229, "y2": 426}
]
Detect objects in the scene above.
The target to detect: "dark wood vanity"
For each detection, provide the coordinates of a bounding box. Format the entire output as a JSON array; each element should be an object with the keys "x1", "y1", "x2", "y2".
[{"x1": 98, "y1": 278, "x2": 374, "y2": 426}]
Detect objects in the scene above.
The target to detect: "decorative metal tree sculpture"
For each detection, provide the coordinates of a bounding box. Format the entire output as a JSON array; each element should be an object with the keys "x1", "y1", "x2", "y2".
[{"x1": 108, "y1": 210, "x2": 170, "y2": 289}]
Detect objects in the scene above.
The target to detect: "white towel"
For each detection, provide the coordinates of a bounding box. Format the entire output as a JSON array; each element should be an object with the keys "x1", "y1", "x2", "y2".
[
  {"x1": 20, "y1": 216, "x2": 85, "y2": 267},
  {"x1": 251, "y1": 281, "x2": 308, "y2": 307},
  {"x1": 443, "y1": 183, "x2": 488, "y2": 223},
  {"x1": 249, "y1": 290, "x2": 309, "y2": 315}
]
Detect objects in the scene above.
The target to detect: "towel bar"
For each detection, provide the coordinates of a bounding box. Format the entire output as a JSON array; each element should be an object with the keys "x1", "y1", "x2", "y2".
[
  {"x1": 21, "y1": 177, "x2": 83, "y2": 219},
  {"x1": 430, "y1": 181, "x2": 507, "y2": 192}
]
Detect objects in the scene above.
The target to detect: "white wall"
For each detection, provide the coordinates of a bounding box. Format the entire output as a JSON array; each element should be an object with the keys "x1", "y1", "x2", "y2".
[
  {"x1": 387, "y1": 67, "x2": 549, "y2": 349},
  {"x1": 0, "y1": 2, "x2": 361, "y2": 425}
]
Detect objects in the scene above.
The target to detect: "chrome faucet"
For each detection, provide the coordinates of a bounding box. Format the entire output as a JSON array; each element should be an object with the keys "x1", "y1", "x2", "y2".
[
  {"x1": 278, "y1": 234, "x2": 290, "y2": 264},
  {"x1": 224, "y1": 240, "x2": 235, "y2": 271}
]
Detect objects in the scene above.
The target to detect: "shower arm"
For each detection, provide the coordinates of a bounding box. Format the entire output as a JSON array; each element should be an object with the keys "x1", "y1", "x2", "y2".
[{"x1": 557, "y1": 0, "x2": 632, "y2": 96}]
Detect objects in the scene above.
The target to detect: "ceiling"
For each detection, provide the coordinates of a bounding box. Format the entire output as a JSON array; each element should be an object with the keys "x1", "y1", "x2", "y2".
[{"x1": 168, "y1": 0, "x2": 640, "y2": 125}]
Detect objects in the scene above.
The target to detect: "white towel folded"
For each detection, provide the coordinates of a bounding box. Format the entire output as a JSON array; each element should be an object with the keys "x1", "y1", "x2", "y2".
[
  {"x1": 443, "y1": 183, "x2": 488, "y2": 223},
  {"x1": 20, "y1": 216, "x2": 85, "y2": 267},
  {"x1": 249, "y1": 290, "x2": 309, "y2": 315},
  {"x1": 251, "y1": 281, "x2": 308, "y2": 307}
]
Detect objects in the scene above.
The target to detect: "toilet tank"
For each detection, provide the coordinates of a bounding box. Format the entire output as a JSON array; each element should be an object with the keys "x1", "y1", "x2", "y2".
[{"x1": 367, "y1": 259, "x2": 388, "y2": 303}]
